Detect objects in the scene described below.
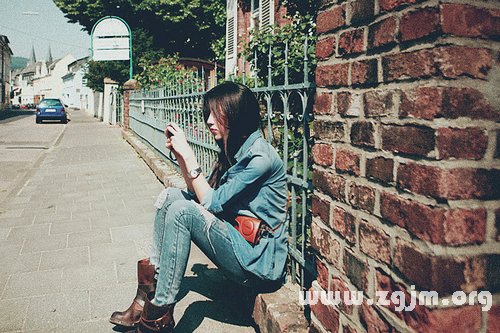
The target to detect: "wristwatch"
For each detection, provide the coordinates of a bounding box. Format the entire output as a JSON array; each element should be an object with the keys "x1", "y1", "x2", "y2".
[{"x1": 188, "y1": 167, "x2": 203, "y2": 179}]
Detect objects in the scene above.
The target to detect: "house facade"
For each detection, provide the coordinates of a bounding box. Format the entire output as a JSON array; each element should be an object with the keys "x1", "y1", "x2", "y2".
[
  {"x1": 0, "y1": 35, "x2": 13, "y2": 109},
  {"x1": 62, "y1": 57, "x2": 92, "y2": 109},
  {"x1": 10, "y1": 47, "x2": 76, "y2": 105},
  {"x1": 225, "y1": 0, "x2": 288, "y2": 78},
  {"x1": 32, "y1": 54, "x2": 76, "y2": 103}
]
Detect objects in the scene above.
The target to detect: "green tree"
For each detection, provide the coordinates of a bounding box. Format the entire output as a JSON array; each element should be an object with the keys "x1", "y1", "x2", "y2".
[
  {"x1": 54, "y1": 0, "x2": 226, "y2": 90},
  {"x1": 53, "y1": 0, "x2": 226, "y2": 59}
]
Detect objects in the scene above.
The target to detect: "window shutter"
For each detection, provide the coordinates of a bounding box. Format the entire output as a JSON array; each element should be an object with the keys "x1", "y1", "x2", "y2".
[
  {"x1": 225, "y1": 0, "x2": 238, "y2": 78},
  {"x1": 259, "y1": 0, "x2": 274, "y2": 31}
]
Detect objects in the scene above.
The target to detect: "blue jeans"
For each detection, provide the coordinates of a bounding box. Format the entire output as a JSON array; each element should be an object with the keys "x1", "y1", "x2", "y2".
[{"x1": 149, "y1": 188, "x2": 270, "y2": 306}]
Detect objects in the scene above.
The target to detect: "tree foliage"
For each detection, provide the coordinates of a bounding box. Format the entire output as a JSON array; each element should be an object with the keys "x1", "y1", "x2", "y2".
[
  {"x1": 54, "y1": 0, "x2": 226, "y2": 90},
  {"x1": 53, "y1": 0, "x2": 226, "y2": 59}
]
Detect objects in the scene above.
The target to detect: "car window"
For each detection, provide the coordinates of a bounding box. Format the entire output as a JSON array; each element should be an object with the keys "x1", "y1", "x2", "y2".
[{"x1": 39, "y1": 99, "x2": 63, "y2": 107}]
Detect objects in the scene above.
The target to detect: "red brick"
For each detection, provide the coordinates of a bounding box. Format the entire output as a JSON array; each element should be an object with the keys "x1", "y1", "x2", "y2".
[
  {"x1": 313, "y1": 169, "x2": 347, "y2": 202},
  {"x1": 376, "y1": 270, "x2": 408, "y2": 320},
  {"x1": 316, "y1": 63, "x2": 349, "y2": 87},
  {"x1": 441, "y1": 87, "x2": 498, "y2": 120},
  {"x1": 316, "y1": 259, "x2": 329, "y2": 291},
  {"x1": 351, "y1": 59, "x2": 378, "y2": 86},
  {"x1": 380, "y1": 193, "x2": 486, "y2": 245},
  {"x1": 488, "y1": 305, "x2": 500, "y2": 333},
  {"x1": 331, "y1": 206, "x2": 356, "y2": 244},
  {"x1": 317, "y1": 5, "x2": 346, "y2": 34},
  {"x1": 312, "y1": 143, "x2": 334, "y2": 166},
  {"x1": 312, "y1": 194, "x2": 331, "y2": 225},
  {"x1": 379, "y1": 0, "x2": 417, "y2": 12},
  {"x1": 360, "y1": 303, "x2": 395, "y2": 333},
  {"x1": 380, "y1": 192, "x2": 487, "y2": 245},
  {"x1": 442, "y1": 209, "x2": 487, "y2": 245},
  {"x1": 337, "y1": 91, "x2": 351, "y2": 116},
  {"x1": 349, "y1": 0, "x2": 375, "y2": 25},
  {"x1": 311, "y1": 221, "x2": 342, "y2": 267},
  {"x1": 360, "y1": 220, "x2": 391, "y2": 264},
  {"x1": 316, "y1": 36, "x2": 336, "y2": 60},
  {"x1": 344, "y1": 250, "x2": 370, "y2": 292},
  {"x1": 364, "y1": 90, "x2": 396, "y2": 117},
  {"x1": 335, "y1": 148, "x2": 360, "y2": 175},
  {"x1": 350, "y1": 121, "x2": 375, "y2": 147},
  {"x1": 338, "y1": 28, "x2": 365, "y2": 56},
  {"x1": 441, "y1": 3, "x2": 500, "y2": 39},
  {"x1": 405, "y1": 305, "x2": 482, "y2": 333},
  {"x1": 383, "y1": 49, "x2": 437, "y2": 82},
  {"x1": 313, "y1": 92, "x2": 333, "y2": 115},
  {"x1": 337, "y1": 92, "x2": 362, "y2": 117},
  {"x1": 400, "y1": 7, "x2": 440, "y2": 42},
  {"x1": 397, "y1": 163, "x2": 500, "y2": 200},
  {"x1": 330, "y1": 277, "x2": 354, "y2": 315},
  {"x1": 400, "y1": 87, "x2": 498, "y2": 121},
  {"x1": 394, "y1": 240, "x2": 487, "y2": 294},
  {"x1": 366, "y1": 157, "x2": 394, "y2": 183},
  {"x1": 381, "y1": 125, "x2": 435, "y2": 157},
  {"x1": 437, "y1": 46, "x2": 492, "y2": 79},
  {"x1": 313, "y1": 120, "x2": 345, "y2": 141},
  {"x1": 348, "y1": 183, "x2": 375, "y2": 212},
  {"x1": 368, "y1": 16, "x2": 398, "y2": 49},
  {"x1": 310, "y1": 292, "x2": 340, "y2": 333},
  {"x1": 437, "y1": 127, "x2": 488, "y2": 160}
]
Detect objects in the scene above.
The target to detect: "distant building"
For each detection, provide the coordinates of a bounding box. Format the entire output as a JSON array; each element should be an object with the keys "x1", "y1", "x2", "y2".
[
  {"x1": 32, "y1": 53, "x2": 76, "y2": 103},
  {"x1": 62, "y1": 56, "x2": 92, "y2": 109},
  {"x1": 0, "y1": 35, "x2": 13, "y2": 109},
  {"x1": 11, "y1": 46, "x2": 76, "y2": 105}
]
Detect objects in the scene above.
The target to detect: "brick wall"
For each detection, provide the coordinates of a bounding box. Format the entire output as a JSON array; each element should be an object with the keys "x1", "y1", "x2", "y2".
[{"x1": 311, "y1": 0, "x2": 499, "y2": 332}]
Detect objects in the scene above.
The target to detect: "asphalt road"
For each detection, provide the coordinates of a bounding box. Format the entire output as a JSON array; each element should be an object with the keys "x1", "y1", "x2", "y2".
[{"x1": 0, "y1": 110, "x2": 67, "y2": 205}]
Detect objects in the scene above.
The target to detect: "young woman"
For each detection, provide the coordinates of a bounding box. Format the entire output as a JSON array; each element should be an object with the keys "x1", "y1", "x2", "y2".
[{"x1": 110, "y1": 82, "x2": 289, "y2": 333}]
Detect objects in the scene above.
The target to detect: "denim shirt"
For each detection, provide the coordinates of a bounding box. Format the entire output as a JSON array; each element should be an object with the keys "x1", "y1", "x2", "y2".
[{"x1": 201, "y1": 129, "x2": 289, "y2": 281}]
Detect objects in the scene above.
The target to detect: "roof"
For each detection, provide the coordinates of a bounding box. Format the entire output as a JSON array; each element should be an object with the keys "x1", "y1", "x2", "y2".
[{"x1": 0, "y1": 35, "x2": 13, "y2": 55}]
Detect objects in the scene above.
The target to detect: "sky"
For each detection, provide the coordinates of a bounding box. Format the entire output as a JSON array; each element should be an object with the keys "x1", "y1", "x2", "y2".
[{"x1": 0, "y1": 0, "x2": 91, "y2": 61}]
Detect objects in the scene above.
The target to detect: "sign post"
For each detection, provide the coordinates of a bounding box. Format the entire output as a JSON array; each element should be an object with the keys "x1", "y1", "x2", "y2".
[{"x1": 90, "y1": 16, "x2": 133, "y2": 79}]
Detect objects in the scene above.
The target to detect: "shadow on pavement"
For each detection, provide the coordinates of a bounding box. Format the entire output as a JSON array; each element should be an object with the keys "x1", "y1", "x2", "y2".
[
  {"x1": 112, "y1": 263, "x2": 259, "y2": 333},
  {"x1": 0, "y1": 110, "x2": 36, "y2": 123}
]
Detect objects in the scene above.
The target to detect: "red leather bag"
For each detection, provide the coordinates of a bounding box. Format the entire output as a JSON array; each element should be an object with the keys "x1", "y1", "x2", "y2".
[{"x1": 233, "y1": 215, "x2": 264, "y2": 246}]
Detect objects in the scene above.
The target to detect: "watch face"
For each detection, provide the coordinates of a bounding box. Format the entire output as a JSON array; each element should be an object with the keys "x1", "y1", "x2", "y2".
[{"x1": 189, "y1": 168, "x2": 201, "y2": 179}]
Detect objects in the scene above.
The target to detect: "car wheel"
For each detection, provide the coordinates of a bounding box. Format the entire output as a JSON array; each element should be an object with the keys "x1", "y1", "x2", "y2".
[
  {"x1": 61, "y1": 118, "x2": 67, "y2": 124},
  {"x1": 36, "y1": 117, "x2": 41, "y2": 124}
]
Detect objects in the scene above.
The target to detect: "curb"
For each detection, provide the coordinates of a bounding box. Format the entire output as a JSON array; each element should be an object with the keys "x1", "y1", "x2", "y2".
[
  {"x1": 253, "y1": 283, "x2": 310, "y2": 333},
  {"x1": 122, "y1": 129, "x2": 186, "y2": 189}
]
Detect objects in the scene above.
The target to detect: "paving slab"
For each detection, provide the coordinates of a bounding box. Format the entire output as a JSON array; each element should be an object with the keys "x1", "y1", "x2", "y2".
[{"x1": 0, "y1": 109, "x2": 258, "y2": 332}]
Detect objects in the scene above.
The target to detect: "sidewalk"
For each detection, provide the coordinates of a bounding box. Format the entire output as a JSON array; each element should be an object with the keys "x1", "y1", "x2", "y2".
[{"x1": 0, "y1": 109, "x2": 256, "y2": 333}]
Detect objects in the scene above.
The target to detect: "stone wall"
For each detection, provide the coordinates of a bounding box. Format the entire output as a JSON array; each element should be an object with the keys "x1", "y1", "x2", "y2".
[{"x1": 311, "y1": 0, "x2": 499, "y2": 332}]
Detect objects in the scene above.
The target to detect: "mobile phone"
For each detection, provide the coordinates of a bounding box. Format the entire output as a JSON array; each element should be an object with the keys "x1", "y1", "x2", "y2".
[{"x1": 165, "y1": 127, "x2": 173, "y2": 138}]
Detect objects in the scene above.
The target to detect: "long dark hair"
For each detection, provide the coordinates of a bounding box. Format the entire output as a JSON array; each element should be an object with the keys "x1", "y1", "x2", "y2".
[{"x1": 202, "y1": 82, "x2": 261, "y2": 188}]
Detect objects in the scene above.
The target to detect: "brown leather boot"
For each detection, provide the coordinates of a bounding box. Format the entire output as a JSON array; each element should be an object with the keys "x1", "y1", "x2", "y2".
[
  {"x1": 110, "y1": 258, "x2": 157, "y2": 327},
  {"x1": 137, "y1": 295, "x2": 175, "y2": 333}
]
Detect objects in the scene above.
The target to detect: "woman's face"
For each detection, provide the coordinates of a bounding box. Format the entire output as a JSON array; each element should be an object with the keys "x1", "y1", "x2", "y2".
[{"x1": 206, "y1": 110, "x2": 224, "y2": 141}]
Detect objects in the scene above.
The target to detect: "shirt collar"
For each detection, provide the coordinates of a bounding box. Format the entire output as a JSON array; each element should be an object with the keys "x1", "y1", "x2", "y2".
[{"x1": 234, "y1": 129, "x2": 263, "y2": 161}]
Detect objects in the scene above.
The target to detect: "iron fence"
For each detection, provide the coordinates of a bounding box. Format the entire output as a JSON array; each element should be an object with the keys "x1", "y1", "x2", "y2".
[{"x1": 129, "y1": 39, "x2": 315, "y2": 288}]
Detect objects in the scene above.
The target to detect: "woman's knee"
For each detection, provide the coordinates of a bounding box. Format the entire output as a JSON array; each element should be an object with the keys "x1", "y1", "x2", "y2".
[{"x1": 166, "y1": 200, "x2": 200, "y2": 227}]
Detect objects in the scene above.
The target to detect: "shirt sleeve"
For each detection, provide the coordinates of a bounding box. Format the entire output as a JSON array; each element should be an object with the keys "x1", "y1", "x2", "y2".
[{"x1": 200, "y1": 153, "x2": 272, "y2": 214}]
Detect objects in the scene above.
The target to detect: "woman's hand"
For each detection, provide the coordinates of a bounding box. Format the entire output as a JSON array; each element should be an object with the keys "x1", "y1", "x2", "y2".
[{"x1": 165, "y1": 122, "x2": 195, "y2": 162}]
